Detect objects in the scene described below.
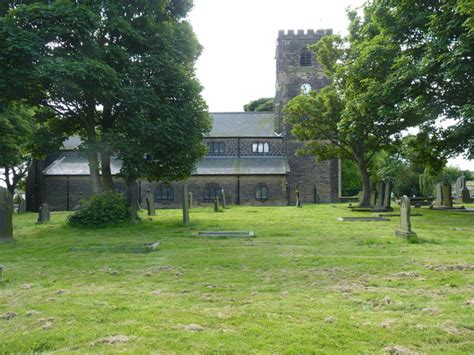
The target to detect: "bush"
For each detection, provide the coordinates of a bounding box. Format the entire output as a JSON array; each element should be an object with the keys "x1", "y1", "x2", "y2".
[{"x1": 68, "y1": 193, "x2": 132, "y2": 227}]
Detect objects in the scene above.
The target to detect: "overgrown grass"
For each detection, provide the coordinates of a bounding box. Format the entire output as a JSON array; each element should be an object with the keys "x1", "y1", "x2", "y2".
[{"x1": 1, "y1": 204, "x2": 473, "y2": 353}]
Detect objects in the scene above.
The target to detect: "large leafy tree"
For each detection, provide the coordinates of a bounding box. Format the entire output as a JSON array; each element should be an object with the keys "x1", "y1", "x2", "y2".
[
  {"x1": 244, "y1": 97, "x2": 274, "y2": 112},
  {"x1": 1, "y1": 1, "x2": 210, "y2": 207},
  {"x1": 369, "y1": 0, "x2": 473, "y2": 166},
  {"x1": 285, "y1": 9, "x2": 428, "y2": 207}
]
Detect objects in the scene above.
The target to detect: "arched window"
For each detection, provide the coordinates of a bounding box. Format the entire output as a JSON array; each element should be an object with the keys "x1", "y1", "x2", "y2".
[
  {"x1": 155, "y1": 183, "x2": 174, "y2": 203},
  {"x1": 255, "y1": 183, "x2": 269, "y2": 201},
  {"x1": 203, "y1": 183, "x2": 222, "y2": 203},
  {"x1": 252, "y1": 142, "x2": 270, "y2": 154},
  {"x1": 300, "y1": 47, "x2": 312, "y2": 67}
]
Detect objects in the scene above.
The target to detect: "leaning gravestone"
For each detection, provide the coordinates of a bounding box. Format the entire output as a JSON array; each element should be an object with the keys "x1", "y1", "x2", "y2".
[
  {"x1": 182, "y1": 184, "x2": 190, "y2": 225},
  {"x1": 0, "y1": 187, "x2": 14, "y2": 241},
  {"x1": 395, "y1": 196, "x2": 416, "y2": 238},
  {"x1": 37, "y1": 203, "x2": 50, "y2": 224},
  {"x1": 146, "y1": 190, "x2": 155, "y2": 216}
]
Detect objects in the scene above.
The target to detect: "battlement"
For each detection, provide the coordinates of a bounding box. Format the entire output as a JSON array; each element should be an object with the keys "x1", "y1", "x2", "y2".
[{"x1": 277, "y1": 29, "x2": 333, "y2": 39}]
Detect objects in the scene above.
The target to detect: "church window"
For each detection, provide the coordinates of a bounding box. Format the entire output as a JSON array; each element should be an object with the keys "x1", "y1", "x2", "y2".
[
  {"x1": 203, "y1": 182, "x2": 222, "y2": 203},
  {"x1": 252, "y1": 142, "x2": 270, "y2": 154},
  {"x1": 300, "y1": 47, "x2": 312, "y2": 66},
  {"x1": 208, "y1": 141, "x2": 225, "y2": 155},
  {"x1": 255, "y1": 183, "x2": 269, "y2": 201},
  {"x1": 155, "y1": 183, "x2": 174, "y2": 203}
]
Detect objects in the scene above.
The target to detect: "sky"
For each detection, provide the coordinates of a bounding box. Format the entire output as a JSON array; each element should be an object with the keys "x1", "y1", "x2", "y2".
[{"x1": 188, "y1": 0, "x2": 472, "y2": 170}]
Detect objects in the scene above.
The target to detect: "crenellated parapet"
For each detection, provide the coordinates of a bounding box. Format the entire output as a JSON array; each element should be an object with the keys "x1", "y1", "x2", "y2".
[{"x1": 277, "y1": 29, "x2": 333, "y2": 39}]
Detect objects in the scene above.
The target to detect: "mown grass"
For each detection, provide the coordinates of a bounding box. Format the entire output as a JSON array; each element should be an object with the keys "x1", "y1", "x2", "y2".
[{"x1": 0, "y1": 204, "x2": 473, "y2": 353}]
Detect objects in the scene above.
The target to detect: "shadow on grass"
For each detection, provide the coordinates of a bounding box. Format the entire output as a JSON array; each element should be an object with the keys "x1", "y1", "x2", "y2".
[{"x1": 407, "y1": 235, "x2": 440, "y2": 244}]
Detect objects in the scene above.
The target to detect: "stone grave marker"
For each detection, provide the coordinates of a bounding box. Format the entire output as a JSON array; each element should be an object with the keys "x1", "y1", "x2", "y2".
[
  {"x1": 455, "y1": 176, "x2": 466, "y2": 197},
  {"x1": 434, "y1": 183, "x2": 442, "y2": 207},
  {"x1": 17, "y1": 196, "x2": 26, "y2": 214},
  {"x1": 221, "y1": 189, "x2": 226, "y2": 209},
  {"x1": 395, "y1": 195, "x2": 417, "y2": 238},
  {"x1": 37, "y1": 203, "x2": 50, "y2": 224},
  {"x1": 461, "y1": 186, "x2": 472, "y2": 203},
  {"x1": 441, "y1": 178, "x2": 453, "y2": 207},
  {"x1": 369, "y1": 189, "x2": 377, "y2": 207},
  {"x1": 183, "y1": 184, "x2": 190, "y2": 225},
  {"x1": 0, "y1": 187, "x2": 14, "y2": 241},
  {"x1": 295, "y1": 189, "x2": 302, "y2": 208},
  {"x1": 214, "y1": 197, "x2": 220, "y2": 212},
  {"x1": 314, "y1": 187, "x2": 320, "y2": 204},
  {"x1": 374, "y1": 181, "x2": 385, "y2": 210},
  {"x1": 383, "y1": 181, "x2": 393, "y2": 211},
  {"x1": 146, "y1": 190, "x2": 155, "y2": 216}
]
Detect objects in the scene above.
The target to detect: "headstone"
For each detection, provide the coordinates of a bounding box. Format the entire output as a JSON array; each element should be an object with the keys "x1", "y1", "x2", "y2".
[
  {"x1": 17, "y1": 197, "x2": 26, "y2": 214},
  {"x1": 395, "y1": 196, "x2": 417, "y2": 238},
  {"x1": 461, "y1": 186, "x2": 472, "y2": 203},
  {"x1": 374, "y1": 181, "x2": 385, "y2": 210},
  {"x1": 37, "y1": 203, "x2": 50, "y2": 224},
  {"x1": 456, "y1": 176, "x2": 466, "y2": 196},
  {"x1": 221, "y1": 189, "x2": 226, "y2": 209},
  {"x1": 383, "y1": 181, "x2": 393, "y2": 210},
  {"x1": 314, "y1": 187, "x2": 320, "y2": 204},
  {"x1": 0, "y1": 188, "x2": 14, "y2": 241},
  {"x1": 182, "y1": 184, "x2": 190, "y2": 225},
  {"x1": 295, "y1": 189, "x2": 302, "y2": 207},
  {"x1": 440, "y1": 179, "x2": 453, "y2": 207},
  {"x1": 145, "y1": 190, "x2": 155, "y2": 216},
  {"x1": 214, "y1": 197, "x2": 220, "y2": 212},
  {"x1": 188, "y1": 192, "x2": 193, "y2": 210},
  {"x1": 434, "y1": 183, "x2": 442, "y2": 207}
]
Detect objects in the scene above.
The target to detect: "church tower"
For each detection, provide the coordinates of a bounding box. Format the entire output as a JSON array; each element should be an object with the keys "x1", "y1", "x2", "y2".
[{"x1": 275, "y1": 29, "x2": 339, "y2": 204}]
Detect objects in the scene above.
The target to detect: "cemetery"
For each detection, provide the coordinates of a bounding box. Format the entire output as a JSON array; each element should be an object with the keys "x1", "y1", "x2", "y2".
[{"x1": 0, "y1": 0, "x2": 473, "y2": 353}]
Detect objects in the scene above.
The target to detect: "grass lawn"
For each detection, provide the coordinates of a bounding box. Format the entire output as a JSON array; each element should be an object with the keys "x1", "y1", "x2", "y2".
[{"x1": 1, "y1": 204, "x2": 473, "y2": 353}]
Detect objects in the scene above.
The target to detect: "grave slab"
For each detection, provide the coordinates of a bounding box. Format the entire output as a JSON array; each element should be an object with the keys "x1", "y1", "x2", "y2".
[
  {"x1": 193, "y1": 231, "x2": 255, "y2": 238},
  {"x1": 338, "y1": 217, "x2": 390, "y2": 222}
]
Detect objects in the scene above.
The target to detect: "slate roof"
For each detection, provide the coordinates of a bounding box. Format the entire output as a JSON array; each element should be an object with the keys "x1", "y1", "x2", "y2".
[
  {"x1": 43, "y1": 154, "x2": 290, "y2": 176},
  {"x1": 208, "y1": 112, "x2": 278, "y2": 137}
]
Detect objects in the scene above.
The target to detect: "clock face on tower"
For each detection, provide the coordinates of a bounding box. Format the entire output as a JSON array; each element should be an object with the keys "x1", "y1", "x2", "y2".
[{"x1": 300, "y1": 83, "x2": 312, "y2": 95}]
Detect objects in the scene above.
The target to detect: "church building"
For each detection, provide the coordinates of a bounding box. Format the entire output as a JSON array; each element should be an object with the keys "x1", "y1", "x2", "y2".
[{"x1": 26, "y1": 29, "x2": 340, "y2": 210}]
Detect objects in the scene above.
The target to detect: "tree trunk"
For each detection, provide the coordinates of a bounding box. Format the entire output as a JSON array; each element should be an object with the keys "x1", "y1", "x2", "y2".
[
  {"x1": 126, "y1": 178, "x2": 139, "y2": 222},
  {"x1": 101, "y1": 148, "x2": 115, "y2": 192},
  {"x1": 86, "y1": 129, "x2": 102, "y2": 194},
  {"x1": 356, "y1": 157, "x2": 371, "y2": 208}
]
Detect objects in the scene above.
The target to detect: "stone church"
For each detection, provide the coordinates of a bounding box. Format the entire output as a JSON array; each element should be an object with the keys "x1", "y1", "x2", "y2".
[{"x1": 26, "y1": 29, "x2": 340, "y2": 211}]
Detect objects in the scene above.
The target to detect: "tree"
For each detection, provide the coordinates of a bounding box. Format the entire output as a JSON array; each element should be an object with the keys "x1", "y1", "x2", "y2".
[
  {"x1": 1, "y1": 1, "x2": 210, "y2": 210},
  {"x1": 369, "y1": 0, "x2": 474, "y2": 166},
  {"x1": 244, "y1": 97, "x2": 274, "y2": 112},
  {"x1": 285, "y1": 8, "x2": 428, "y2": 207}
]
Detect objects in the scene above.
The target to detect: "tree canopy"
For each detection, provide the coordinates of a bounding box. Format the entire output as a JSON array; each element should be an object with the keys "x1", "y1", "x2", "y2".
[{"x1": 244, "y1": 97, "x2": 274, "y2": 112}]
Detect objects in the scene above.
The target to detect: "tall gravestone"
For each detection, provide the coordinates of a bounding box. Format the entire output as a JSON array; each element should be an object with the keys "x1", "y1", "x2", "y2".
[
  {"x1": 0, "y1": 187, "x2": 14, "y2": 241},
  {"x1": 455, "y1": 176, "x2": 465, "y2": 197},
  {"x1": 182, "y1": 184, "x2": 190, "y2": 225},
  {"x1": 17, "y1": 197, "x2": 26, "y2": 214},
  {"x1": 434, "y1": 183, "x2": 443, "y2": 207},
  {"x1": 369, "y1": 190, "x2": 377, "y2": 207},
  {"x1": 383, "y1": 181, "x2": 393, "y2": 210},
  {"x1": 440, "y1": 178, "x2": 453, "y2": 208},
  {"x1": 37, "y1": 203, "x2": 50, "y2": 224},
  {"x1": 146, "y1": 190, "x2": 155, "y2": 216},
  {"x1": 221, "y1": 189, "x2": 226, "y2": 209},
  {"x1": 461, "y1": 186, "x2": 472, "y2": 203},
  {"x1": 374, "y1": 181, "x2": 385, "y2": 210},
  {"x1": 214, "y1": 197, "x2": 220, "y2": 212},
  {"x1": 395, "y1": 196, "x2": 416, "y2": 238}
]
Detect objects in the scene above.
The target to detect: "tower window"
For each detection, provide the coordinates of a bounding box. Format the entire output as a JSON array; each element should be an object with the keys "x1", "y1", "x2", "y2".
[
  {"x1": 255, "y1": 183, "x2": 269, "y2": 201},
  {"x1": 300, "y1": 47, "x2": 312, "y2": 66},
  {"x1": 208, "y1": 141, "x2": 225, "y2": 155},
  {"x1": 252, "y1": 142, "x2": 270, "y2": 154},
  {"x1": 155, "y1": 183, "x2": 174, "y2": 203},
  {"x1": 203, "y1": 182, "x2": 222, "y2": 203}
]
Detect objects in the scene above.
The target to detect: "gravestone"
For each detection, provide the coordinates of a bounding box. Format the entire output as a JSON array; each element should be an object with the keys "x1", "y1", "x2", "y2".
[
  {"x1": 145, "y1": 190, "x2": 155, "y2": 216},
  {"x1": 374, "y1": 181, "x2": 385, "y2": 210},
  {"x1": 0, "y1": 187, "x2": 14, "y2": 241},
  {"x1": 182, "y1": 184, "x2": 190, "y2": 225},
  {"x1": 221, "y1": 189, "x2": 226, "y2": 209},
  {"x1": 434, "y1": 183, "x2": 442, "y2": 207},
  {"x1": 37, "y1": 203, "x2": 50, "y2": 224},
  {"x1": 188, "y1": 192, "x2": 193, "y2": 210},
  {"x1": 395, "y1": 196, "x2": 417, "y2": 238},
  {"x1": 383, "y1": 181, "x2": 393, "y2": 210},
  {"x1": 314, "y1": 187, "x2": 320, "y2": 204},
  {"x1": 214, "y1": 197, "x2": 220, "y2": 212},
  {"x1": 455, "y1": 176, "x2": 466, "y2": 197},
  {"x1": 295, "y1": 189, "x2": 302, "y2": 207},
  {"x1": 461, "y1": 186, "x2": 472, "y2": 203},
  {"x1": 440, "y1": 179, "x2": 453, "y2": 207},
  {"x1": 17, "y1": 197, "x2": 26, "y2": 214},
  {"x1": 369, "y1": 189, "x2": 377, "y2": 207}
]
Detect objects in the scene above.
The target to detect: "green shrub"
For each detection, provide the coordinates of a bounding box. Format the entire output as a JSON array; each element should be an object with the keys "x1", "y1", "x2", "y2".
[{"x1": 68, "y1": 193, "x2": 132, "y2": 227}]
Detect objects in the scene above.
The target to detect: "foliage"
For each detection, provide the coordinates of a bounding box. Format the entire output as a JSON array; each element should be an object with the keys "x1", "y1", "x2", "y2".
[
  {"x1": 369, "y1": 0, "x2": 474, "y2": 165},
  {"x1": 2, "y1": 205, "x2": 474, "y2": 352},
  {"x1": 0, "y1": 0, "x2": 210, "y2": 200},
  {"x1": 244, "y1": 97, "x2": 274, "y2": 112},
  {"x1": 341, "y1": 159, "x2": 361, "y2": 196},
  {"x1": 67, "y1": 192, "x2": 131, "y2": 227}
]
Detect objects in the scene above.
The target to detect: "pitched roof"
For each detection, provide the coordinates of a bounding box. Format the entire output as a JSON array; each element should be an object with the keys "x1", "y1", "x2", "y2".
[
  {"x1": 43, "y1": 154, "x2": 290, "y2": 176},
  {"x1": 208, "y1": 112, "x2": 278, "y2": 137}
]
